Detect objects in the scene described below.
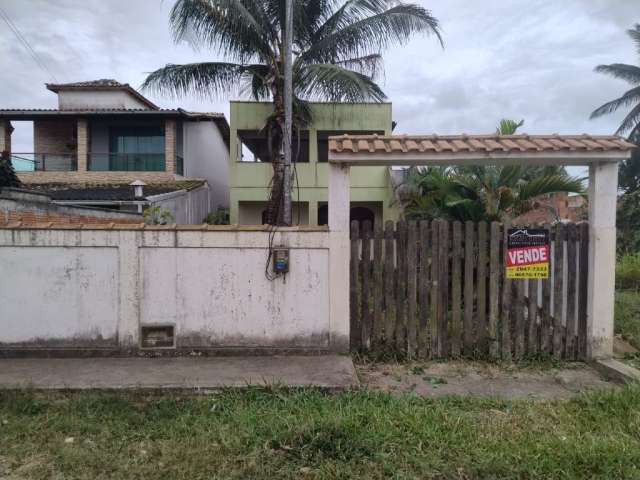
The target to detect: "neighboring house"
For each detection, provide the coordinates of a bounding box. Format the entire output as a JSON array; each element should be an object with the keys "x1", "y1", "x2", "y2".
[
  {"x1": 0, "y1": 79, "x2": 230, "y2": 219},
  {"x1": 512, "y1": 192, "x2": 588, "y2": 224},
  {"x1": 229, "y1": 101, "x2": 400, "y2": 226}
]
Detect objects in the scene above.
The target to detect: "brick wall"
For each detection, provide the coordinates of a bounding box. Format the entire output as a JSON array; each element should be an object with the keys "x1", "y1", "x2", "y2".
[
  {"x1": 18, "y1": 171, "x2": 175, "y2": 184},
  {"x1": 0, "y1": 120, "x2": 11, "y2": 152},
  {"x1": 33, "y1": 120, "x2": 76, "y2": 155},
  {"x1": 1, "y1": 209, "x2": 141, "y2": 226},
  {"x1": 165, "y1": 119, "x2": 176, "y2": 174}
]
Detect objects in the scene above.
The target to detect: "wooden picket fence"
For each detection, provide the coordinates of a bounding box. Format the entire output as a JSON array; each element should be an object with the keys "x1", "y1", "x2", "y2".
[{"x1": 350, "y1": 220, "x2": 590, "y2": 360}]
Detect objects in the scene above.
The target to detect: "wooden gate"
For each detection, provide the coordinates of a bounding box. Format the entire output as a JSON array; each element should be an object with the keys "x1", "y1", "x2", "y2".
[{"x1": 350, "y1": 220, "x2": 589, "y2": 360}]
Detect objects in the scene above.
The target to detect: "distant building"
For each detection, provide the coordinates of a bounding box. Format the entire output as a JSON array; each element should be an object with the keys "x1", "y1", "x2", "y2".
[
  {"x1": 512, "y1": 191, "x2": 587, "y2": 224},
  {"x1": 0, "y1": 79, "x2": 230, "y2": 221}
]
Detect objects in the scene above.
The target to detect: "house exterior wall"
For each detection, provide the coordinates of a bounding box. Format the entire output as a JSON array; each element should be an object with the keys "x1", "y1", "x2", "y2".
[
  {"x1": 0, "y1": 226, "x2": 339, "y2": 353},
  {"x1": 33, "y1": 119, "x2": 76, "y2": 155},
  {"x1": 183, "y1": 121, "x2": 229, "y2": 210},
  {"x1": 57, "y1": 90, "x2": 150, "y2": 110},
  {"x1": 229, "y1": 101, "x2": 398, "y2": 225},
  {"x1": 149, "y1": 184, "x2": 211, "y2": 224}
]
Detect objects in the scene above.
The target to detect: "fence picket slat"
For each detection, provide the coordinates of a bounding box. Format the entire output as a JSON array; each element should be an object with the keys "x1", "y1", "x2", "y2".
[
  {"x1": 350, "y1": 221, "x2": 361, "y2": 351},
  {"x1": 395, "y1": 220, "x2": 407, "y2": 353},
  {"x1": 438, "y1": 220, "x2": 450, "y2": 357},
  {"x1": 406, "y1": 222, "x2": 418, "y2": 358},
  {"x1": 565, "y1": 223, "x2": 578, "y2": 360},
  {"x1": 464, "y1": 221, "x2": 475, "y2": 356},
  {"x1": 553, "y1": 223, "x2": 565, "y2": 358},
  {"x1": 489, "y1": 221, "x2": 501, "y2": 359},
  {"x1": 384, "y1": 221, "x2": 395, "y2": 350},
  {"x1": 372, "y1": 222, "x2": 384, "y2": 349},
  {"x1": 418, "y1": 221, "x2": 430, "y2": 359},
  {"x1": 578, "y1": 222, "x2": 589, "y2": 360},
  {"x1": 430, "y1": 221, "x2": 440, "y2": 358},
  {"x1": 527, "y1": 279, "x2": 539, "y2": 356},
  {"x1": 451, "y1": 221, "x2": 462, "y2": 357},
  {"x1": 514, "y1": 276, "x2": 526, "y2": 360},
  {"x1": 360, "y1": 221, "x2": 373, "y2": 349},
  {"x1": 477, "y1": 221, "x2": 488, "y2": 355},
  {"x1": 541, "y1": 223, "x2": 553, "y2": 354},
  {"x1": 501, "y1": 221, "x2": 513, "y2": 360}
]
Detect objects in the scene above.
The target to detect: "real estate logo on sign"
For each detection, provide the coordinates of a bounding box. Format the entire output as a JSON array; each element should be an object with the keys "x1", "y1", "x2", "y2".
[{"x1": 506, "y1": 228, "x2": 550, "y2": 279}]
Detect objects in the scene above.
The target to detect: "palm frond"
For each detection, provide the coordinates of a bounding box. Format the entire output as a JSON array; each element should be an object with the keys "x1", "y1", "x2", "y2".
[
  {"x1": 616, "y1": 102, "x2": 640, "y2": 136},
  {"x1": 294, "y1": 63, "x2": 386, "y2": 102},
  {"x1": 169, "y1": 0, "x2": 274, "y2": 62},
  {"x1": 334, "y1": 54, "x2": 384, "y2": 80},
  {"x1": 301, "y1": 3, "x2": 442, "y2": 65},
  {"x1": 496, "y1": 118, "x2": 524, "y2": 135},
  {"x1": 628, "y1": 24, "x2": 640, "y2": 55},
  {"x1": 590, "y1": 86, "x2": 640, "y2": 119},
  {"x1": 517, "y1": 175, "x2": 584, "y2": 202},
  {"x1": 594, "y1": 64, "x2": 640, "y2": 85},
  {"x1": 141, "y1": 62, "x2": 250, "y2": 99}
]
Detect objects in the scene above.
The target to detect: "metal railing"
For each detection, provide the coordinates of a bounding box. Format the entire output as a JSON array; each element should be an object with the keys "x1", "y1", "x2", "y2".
[
  {"x1": 11, "y1": 153, "x2": 77, "y2": 172},
  {"x1": 88, "y1": 153, "x2": 166, "y2": 172}
]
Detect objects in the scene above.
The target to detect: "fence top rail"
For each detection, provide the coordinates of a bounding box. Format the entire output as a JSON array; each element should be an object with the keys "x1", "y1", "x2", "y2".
[{"x1": 0, "y1": 222, "x2": 329, "y2": 232}]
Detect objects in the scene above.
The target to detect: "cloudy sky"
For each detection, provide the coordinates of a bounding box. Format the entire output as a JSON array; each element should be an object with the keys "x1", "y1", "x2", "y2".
[{"x1": 0, "y1": 0, "x2": 637, "y2": 152}]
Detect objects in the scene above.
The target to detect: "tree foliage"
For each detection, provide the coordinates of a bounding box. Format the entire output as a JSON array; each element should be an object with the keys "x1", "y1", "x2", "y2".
[
  {"x1": 0, "y1": 151, "x2": 21, "y2": 188},
  {"x1": 143, "y1": 0, "x2": 442, "y2": 224}
]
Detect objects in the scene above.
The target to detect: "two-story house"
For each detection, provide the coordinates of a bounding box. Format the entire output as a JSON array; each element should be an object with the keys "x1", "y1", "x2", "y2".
[
  {"x1": 230, "y1": 101, "x2": 400, "y2": 226},
  {"x1": 0, "y1": 80, "x2": 230, "y2": 222}
]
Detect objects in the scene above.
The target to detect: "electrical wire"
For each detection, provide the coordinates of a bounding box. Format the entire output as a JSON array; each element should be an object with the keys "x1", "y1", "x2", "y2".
[{"x1": 0, "y1": 6, "x2": 59, "y2": 83}]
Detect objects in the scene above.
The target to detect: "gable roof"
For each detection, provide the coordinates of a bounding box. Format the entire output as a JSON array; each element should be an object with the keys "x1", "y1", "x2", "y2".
[{"x1": 46, "y1": 79, "x2": 159, "y2": 110}]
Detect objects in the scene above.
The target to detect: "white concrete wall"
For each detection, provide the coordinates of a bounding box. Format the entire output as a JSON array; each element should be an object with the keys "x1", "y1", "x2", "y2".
[
  {"x1": 183, "y1": 121, "x2": 229, "y2": 210},
  {"x1": 0, "y1": 226, "x2": 340, "y2": 352},
  {"x1": 58, "y1": 91, "x2": 150, "y2": 110},
  {"x1": 0, "y1": 246, "x2": 119, "y2": 346}
]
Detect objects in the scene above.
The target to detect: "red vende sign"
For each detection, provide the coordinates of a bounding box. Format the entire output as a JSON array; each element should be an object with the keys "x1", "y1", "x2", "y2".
[{"x1": 506, "y1": 245, "x2": 549, "y2": 267}]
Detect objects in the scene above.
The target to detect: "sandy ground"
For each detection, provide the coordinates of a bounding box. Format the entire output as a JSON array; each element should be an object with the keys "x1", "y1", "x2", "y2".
[{"x1": 358, "y1": 360, "x2": 618, "y2": 399}]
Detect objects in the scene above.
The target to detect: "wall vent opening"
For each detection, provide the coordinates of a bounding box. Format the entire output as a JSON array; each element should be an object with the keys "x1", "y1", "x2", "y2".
[{"x1": 141, "y1": 325, "x2": 175, "y2": 349}]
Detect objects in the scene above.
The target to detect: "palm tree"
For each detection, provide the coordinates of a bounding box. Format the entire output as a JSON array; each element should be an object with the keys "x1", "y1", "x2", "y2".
[
  {"x1": 590, "y1": 24, "x2": 640, "y2": 139},
  {"x1": 396, "y1": 119, "x2": 584, "y2": 222},
  {"x1": 142, "y1": 0, "x2": 442, "y2": 225},
  {"x1": 591, "y1": 24, "x2": 640, "y2": 194}
]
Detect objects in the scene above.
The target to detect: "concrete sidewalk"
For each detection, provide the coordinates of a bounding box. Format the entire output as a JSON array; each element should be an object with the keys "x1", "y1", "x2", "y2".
[{"x1": 0, "y1": 355, "x2": 359, "y2": 391}]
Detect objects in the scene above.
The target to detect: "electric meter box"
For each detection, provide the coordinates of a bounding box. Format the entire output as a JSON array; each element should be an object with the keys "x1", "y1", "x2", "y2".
[{"x1": 273, "y1": 248, "x2": 290, "y2": 274}]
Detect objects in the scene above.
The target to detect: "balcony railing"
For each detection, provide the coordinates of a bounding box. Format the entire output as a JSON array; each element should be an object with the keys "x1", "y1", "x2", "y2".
[
  {"x1": 88, "y1": 153, "x2": 166, "y2": 172},
  {"x1": 11, "y1": 153, "x2": 77, "y2": 172}
]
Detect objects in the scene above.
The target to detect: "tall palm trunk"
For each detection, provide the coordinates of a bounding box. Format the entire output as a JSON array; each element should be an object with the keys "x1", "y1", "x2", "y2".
[{"x1": 265, "y1": 65, "x2": 288, "y2": 225}]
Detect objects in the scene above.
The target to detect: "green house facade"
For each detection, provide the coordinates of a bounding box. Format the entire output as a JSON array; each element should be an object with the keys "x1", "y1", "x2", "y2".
[{"x1": 229, "y1": 101, "x2": 400, "y2": 226}]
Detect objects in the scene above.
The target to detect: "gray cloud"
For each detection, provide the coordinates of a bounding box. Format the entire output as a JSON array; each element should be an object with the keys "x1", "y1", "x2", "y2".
[{"x1": 1, "y1": 0, "x2": 638, "y2": 151}]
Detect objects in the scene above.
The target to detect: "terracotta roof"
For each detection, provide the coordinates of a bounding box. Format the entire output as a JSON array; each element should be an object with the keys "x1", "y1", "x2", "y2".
[
  {"x1": 46, "y1": 79, "x2": 159, "y2": 110},
  {"x1": 28, "y1": 181, "x2": 206, "y2": 202},
  {"x1": 329, "y1": 134, "x2": 636, "y2": 155}
]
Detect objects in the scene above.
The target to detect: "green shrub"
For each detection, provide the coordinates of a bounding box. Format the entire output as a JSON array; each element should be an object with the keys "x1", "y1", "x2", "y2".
[
  {"x1": 615, "y1": 291, "x2": 640, "y2": 349},
  {"x1": 204, "y1": 207, "x2": 230, "y2": 225},
  {"x1": 616, "y1": 253, "x2": 640, "y2": 290}
]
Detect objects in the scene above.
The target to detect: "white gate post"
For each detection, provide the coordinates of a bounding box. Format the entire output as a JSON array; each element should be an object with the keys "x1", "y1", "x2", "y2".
[
  {"x1": 328, "y1": 162, "x2": 350, "y2": 352},
  {"x1": 587, "y1": 160, "x2": 619, "y2": 359}
]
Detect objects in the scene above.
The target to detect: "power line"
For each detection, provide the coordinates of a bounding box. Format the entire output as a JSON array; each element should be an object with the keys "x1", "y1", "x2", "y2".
[{"x1": 0, "y1": 6, "x2": 59, "y2": 83}]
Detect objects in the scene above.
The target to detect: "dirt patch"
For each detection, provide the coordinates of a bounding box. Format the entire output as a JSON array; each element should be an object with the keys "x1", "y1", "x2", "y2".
[{"x1": 358, "y1": 360, "x2": 617, "y2": 399}]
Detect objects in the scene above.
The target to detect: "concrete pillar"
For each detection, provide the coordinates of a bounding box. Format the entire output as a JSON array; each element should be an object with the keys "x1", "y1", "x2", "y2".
[
  {"x1": 328, "y1": 162, "x2": 350, "y2": 351},
  {"x1": 309, "y1": 200, "x2": 318, "y2": 226},
  {"x1": 0, "y1": 120, "x2": 12, "y2": 153},
  {"x1": 165, "y1": 119, "x2": 176, "y2": 174},
  {"x1": 117, "y1": 230, "x2": 141, "y2": 349},
  {"x1": 77, "y1": 119, "x2": 88, "y2": 171},
  {"x1": 587, "y1": 160, "x2": 619, "y2": 359}
]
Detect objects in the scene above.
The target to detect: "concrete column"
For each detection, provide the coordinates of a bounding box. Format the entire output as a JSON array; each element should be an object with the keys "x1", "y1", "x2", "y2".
[
  {"x1": 587, "y1": 160, "x2": 619, "y2": 359},
  {"x1": 165, "y1": 119, "x2": 176, "y2": 174},
  {"x1": 309, "y1": 200, "x2": 318, "y2": 226},
  {"x1": 0, "y1": 120, "x2": 12, "y2": 153},
  {"x1": 328, "y1": 163, "x2": 350, "y2": 351},
  {"x1": 117, "y1": 230, "x2": 141, "y2": 350},
  {"x1": 77, "y1": 119, "x2": 88, "y2": 171}
]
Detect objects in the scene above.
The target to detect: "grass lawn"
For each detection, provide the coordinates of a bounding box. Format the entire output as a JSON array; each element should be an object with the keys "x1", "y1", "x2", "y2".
[{"x1": 1, "y1": 386, "x2": 640, "y2": 479}]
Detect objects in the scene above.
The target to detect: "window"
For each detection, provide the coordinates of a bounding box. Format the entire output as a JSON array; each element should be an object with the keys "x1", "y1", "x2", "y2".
[
  {"x1": 96, "y1": 126, "x2": 165, "y2": 171},
  {"x1": 317, "y1": 130, "x2": 385, "y2": 162},
  {"x1": 237, "y1": 129, "x2": 309, "y2": 163}
]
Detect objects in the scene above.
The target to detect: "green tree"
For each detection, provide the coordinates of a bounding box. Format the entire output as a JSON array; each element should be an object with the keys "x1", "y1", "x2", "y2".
[
  {"x1": 0, "y1": 151, "x2": 21, "y2": 188},
  {"x1": 143, "y1": 0, "x2": 442, "y2": 225},
  {"x1": 590, "y1": 24, "x2": 640, "y2": 193},
  {"x1": 396, "y1": 119, "x2": 584, "y2": 222}
]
